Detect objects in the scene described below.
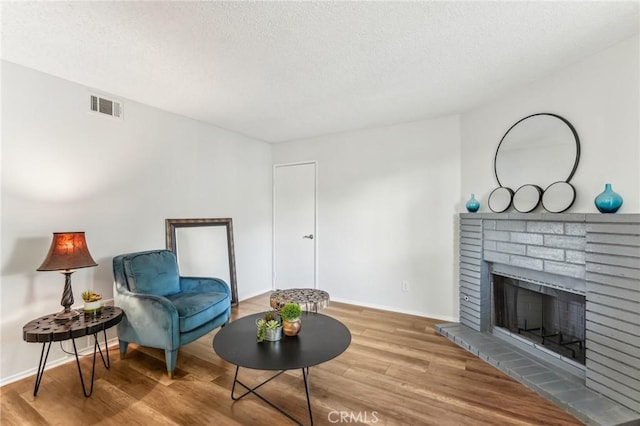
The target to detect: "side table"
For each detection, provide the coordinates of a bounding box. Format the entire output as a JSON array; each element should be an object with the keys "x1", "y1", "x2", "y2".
[
  {"x1": 22, "y1": 306, "x2": 123, "y2": 397},
  {"x1": 269, "y1": 288, "x2": 330, "y2": 313}
]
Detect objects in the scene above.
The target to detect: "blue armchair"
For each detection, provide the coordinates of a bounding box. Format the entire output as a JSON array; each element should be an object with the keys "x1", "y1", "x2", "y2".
[{"x1": 113, "y1": 249, "x2": 231, "y2": 378}]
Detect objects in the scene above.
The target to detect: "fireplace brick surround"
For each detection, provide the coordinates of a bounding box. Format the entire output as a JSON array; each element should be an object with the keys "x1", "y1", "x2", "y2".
[{"x1": 436, "y1": 213, "x2": 640, "y2": 426}]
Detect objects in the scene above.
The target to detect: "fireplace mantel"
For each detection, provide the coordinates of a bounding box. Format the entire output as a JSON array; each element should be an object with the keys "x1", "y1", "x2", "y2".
[{"x1": 439, "y1": 212, "x2": 640, "y2": 425}]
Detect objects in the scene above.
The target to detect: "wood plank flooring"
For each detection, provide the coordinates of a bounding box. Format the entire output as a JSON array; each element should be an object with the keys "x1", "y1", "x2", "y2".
[{"x1": 1, "y1": 293, "x2": 583, "y2": 425}]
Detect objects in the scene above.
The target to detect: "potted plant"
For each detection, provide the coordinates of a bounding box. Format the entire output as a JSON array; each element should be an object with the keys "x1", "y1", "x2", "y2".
[
  {"x1": 81, "y1": 290, "x2": 102, "y2": 315},
  {"x1": 256, "y1": 311, "x2": 283, "y2": 342},
  {"x1": 280, "y1": 302, "x2": 302, "y2": 336}
]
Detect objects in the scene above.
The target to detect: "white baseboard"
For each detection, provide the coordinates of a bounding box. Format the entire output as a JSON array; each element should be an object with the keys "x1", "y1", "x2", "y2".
[
  {"x1": 239, "y1": 288, "x2": 273, "y2": 302},
  {"x1": 239, "y1": 290, "x2": 458, "y2": 322},
  {"x1": 330, "y1": 296, "x2": 458, "y2": 322}
]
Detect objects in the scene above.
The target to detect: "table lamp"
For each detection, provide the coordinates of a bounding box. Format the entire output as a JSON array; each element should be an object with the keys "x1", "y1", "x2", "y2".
[{"x1": 37, "y1": 232, "x2": 98, "y2": 321}]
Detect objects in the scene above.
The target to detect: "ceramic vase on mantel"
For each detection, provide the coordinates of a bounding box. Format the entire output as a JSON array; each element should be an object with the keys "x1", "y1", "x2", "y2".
[
  {"x1": 594, "y1": 183, "x2": 623, "y2": 213},
  {"x1": 466, "y1": 194, "x2": 480, "y2": 213}
]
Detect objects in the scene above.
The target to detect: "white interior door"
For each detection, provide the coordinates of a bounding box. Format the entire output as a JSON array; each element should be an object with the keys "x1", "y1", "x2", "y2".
[{"x1": 273, "y1": 162, "x2": 317, "y2": 289}]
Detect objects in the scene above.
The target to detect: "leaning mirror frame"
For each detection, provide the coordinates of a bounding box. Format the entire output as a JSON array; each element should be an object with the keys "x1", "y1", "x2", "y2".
[{"x1": 165, "y1": 218, "x2": 239, "y2": 306}]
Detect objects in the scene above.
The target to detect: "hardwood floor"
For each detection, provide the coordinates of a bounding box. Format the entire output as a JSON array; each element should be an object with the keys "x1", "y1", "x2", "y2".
[{"x1": 1, "y1": 293, "x2": 583, "y2": 425}]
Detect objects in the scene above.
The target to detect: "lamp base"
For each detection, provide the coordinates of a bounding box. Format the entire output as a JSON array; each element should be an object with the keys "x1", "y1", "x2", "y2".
[
  {"x1": 55, "y1": 309, "x2": 80, "y2": 322},
  {"x1": 55, "y1": 271, "x2": 79, "y2": 322}
]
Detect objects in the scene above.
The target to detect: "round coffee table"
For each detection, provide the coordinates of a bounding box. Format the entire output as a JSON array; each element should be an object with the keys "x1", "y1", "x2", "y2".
[{"x1": 213, "y1": 311, "x2": 350, "y2": 425}]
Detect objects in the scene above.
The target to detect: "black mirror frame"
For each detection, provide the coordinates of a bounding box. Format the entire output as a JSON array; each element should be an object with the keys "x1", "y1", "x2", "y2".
[
  {"x1": 488, "y1": 187, "x2": 514, "y2": 213},
  {"x1": 165, "y1": 218, "x2": 238, "y2": 306},
  {"x1": 542, "y1": 181, "x2": 577, "y2": 213},
  {"x1": 493, "y1": 113, "x2": 581, "y2": 187},
  {"x1": 512, "y1": 184, "x2": 543, "y2": 213}
]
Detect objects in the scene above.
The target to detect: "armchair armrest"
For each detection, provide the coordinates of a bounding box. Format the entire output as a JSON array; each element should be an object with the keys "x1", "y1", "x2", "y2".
[
  {"x1": 115, "y1": 287, "x2": 180, "y2": 349},
  {"x1": 180, "y1": 276, "x2": 231, "y2": 296}
]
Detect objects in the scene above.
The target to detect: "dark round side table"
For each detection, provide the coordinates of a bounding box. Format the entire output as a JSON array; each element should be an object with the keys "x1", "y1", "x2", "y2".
[
  {"x1": 22, "y1": 306, "x2": 123, "y2": 397},
  {"x1": 213, "y1": 311, "x2": 351, "y2": 425}
]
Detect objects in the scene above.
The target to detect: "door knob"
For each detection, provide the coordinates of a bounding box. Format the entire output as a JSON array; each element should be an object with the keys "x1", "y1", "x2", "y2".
[{"x1": 303, "y1": 234, "x2": 314, "y2": 239}]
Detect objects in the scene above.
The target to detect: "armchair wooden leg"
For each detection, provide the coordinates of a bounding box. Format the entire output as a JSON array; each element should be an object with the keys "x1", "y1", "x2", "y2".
[
  {"x1": 118, "y1": 340, "x2": 129, "y2": 360},
  {"x1": 165, "y1": 348, "x2": 178, "y2": 379}
]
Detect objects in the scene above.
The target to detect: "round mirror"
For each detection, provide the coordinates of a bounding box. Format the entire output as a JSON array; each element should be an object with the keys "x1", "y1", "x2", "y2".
[
  {"x1": 513, "y1": 184, "x2": 542, "y2": 213},
  {"x1": 494, "y1": 113, "x2": 580, "y2": 190},
  {"x1": 542, "y1": 181, "x2": 576, "y2": 213},
  {"x1": 488, "y1": 187, "x2": 514, "y2": 213}
]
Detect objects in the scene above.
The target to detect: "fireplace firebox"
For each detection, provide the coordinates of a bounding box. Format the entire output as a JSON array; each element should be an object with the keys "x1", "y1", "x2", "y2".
[{"x1": 492, "y1": 274, "x2": 586, "y2": 364}]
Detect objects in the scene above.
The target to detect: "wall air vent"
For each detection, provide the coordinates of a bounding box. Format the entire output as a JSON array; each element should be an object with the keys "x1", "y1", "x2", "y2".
[{"x1": 90, "y1": 94, "x2": 122, "y2": 119}]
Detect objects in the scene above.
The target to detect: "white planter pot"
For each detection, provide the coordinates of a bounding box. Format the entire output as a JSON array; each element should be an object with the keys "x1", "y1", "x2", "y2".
[{"x1": 83, "y1": 300, "x2": 102, "y2": 314}]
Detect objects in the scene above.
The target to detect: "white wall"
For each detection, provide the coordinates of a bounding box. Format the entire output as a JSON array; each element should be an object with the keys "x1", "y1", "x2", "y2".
[
  {"x1": 461, "y1": 35, "x2": 640, "y2": 213},
  {"x1": 0, "y1": 61, "x2": 273, "y2": 384},
  {"x1": 272, "y1": 116, "x2": 461, "y2": 321}
]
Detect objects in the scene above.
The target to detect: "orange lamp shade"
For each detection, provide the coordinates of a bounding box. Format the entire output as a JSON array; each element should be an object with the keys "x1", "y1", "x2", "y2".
[{"x1": 37, "y1": 232, "x2": 98, "y2": 271}]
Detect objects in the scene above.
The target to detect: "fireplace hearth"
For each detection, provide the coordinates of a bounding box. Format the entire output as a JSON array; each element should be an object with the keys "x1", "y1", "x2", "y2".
[{"x1": 437, "y1": 213, "x2": 640, "y2": 426}]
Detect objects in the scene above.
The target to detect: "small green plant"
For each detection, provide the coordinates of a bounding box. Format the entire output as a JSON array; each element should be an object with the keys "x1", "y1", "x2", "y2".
[
  {"x1": 265, "y1": 320, "x2": 280, "y2": 330},
  {"x1": 280, "y1": 302, "x2": 302, "y2": 321},
  {"x1": 264, "y1": 311, "x2": 276, "y2": 322},
  {"x1": 81, "y1": 291, "x2": 102, "y2": 302},
  {"x1": 257, "y1": 319, "x2": 267, "y2": 342},
  {"x1": 257, "y1": 311, "x2": 282, "y2": 342}
]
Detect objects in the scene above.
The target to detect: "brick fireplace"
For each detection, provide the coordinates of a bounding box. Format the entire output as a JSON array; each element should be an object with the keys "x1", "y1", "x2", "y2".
[{"x1": 436, "y1": 213, "x2": 640, "y2": 426}]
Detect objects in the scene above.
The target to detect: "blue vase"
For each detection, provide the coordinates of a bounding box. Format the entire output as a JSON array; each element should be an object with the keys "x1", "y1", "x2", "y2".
[
  {"x1": 594, "y1": 183, "x2": 623, "y2": 213},
  {"x1": 466, "y1": 194, "x2": 480, "y2": 212}
]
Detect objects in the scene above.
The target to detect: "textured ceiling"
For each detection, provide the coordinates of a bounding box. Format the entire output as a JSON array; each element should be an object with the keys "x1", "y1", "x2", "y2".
[{"x1": 2, "y1": 2, "x2": 639, "y2": 143}]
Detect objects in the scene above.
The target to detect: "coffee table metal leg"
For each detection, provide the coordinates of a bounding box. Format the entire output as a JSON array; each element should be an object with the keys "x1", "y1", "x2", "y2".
[
  {"x1": 302, "y1": 367, "x2": 313, "y2": 425},
  {"x1": 230, "y1": 366, "x2": 314, "y2": 426},
  {"x1": 231, "y1": 366, "x2": 286, "y2": 401}
]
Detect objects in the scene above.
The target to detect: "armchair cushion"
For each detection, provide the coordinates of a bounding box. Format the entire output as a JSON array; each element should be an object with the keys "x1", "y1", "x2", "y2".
[
  {"x1": 180, "y1": 276, "x2": 230, "y2": 295},
  {"x1": 124, "y1": 250, "x2": 180, "y2": 297},
  {"x1": 166, "y1": 292, "x2": 230, "y2": 333}
]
